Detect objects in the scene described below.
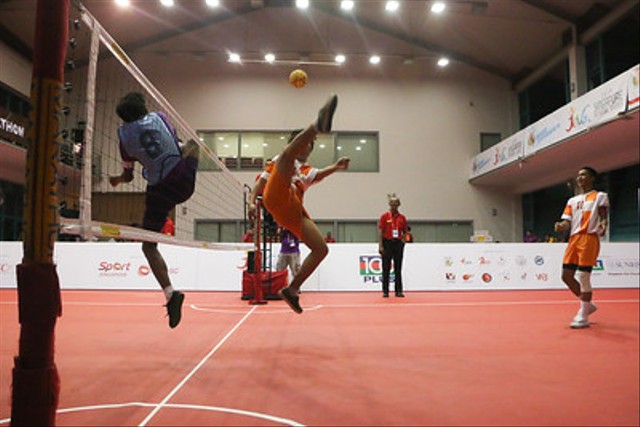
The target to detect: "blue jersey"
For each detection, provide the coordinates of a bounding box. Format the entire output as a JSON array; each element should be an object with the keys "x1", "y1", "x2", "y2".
[{"x1": 118, "y1": 112, "x2": 181, "y2": 186}]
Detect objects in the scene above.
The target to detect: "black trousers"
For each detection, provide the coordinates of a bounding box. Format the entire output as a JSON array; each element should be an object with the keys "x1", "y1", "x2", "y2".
[{"x1": 381, "y1": 238, "x2": 405, "y2": 295}]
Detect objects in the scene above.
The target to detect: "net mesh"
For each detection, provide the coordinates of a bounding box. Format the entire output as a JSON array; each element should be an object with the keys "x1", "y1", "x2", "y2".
[{"x1": 58, "y1": 5, "x2": 248, "y2": 249}]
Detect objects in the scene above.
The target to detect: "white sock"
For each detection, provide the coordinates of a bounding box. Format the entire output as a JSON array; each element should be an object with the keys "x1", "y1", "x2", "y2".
[{"x1": 163, "y1": 286, "x2": 174, "y2": 301}]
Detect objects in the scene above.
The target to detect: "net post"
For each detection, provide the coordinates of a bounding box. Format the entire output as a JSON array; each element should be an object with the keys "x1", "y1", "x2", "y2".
[
  {"x1": 250, "y1": 199, "x2": 267, "y2": 305},
  {"x1": 78, "y1": 10, "x2": 99, "y2": 241},
  {"x1": 12, "y1": 1, "x2": 67, "y2": 425}
]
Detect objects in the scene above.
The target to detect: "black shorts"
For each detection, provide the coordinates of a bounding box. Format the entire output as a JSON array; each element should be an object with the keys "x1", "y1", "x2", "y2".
[{"x1": 143, "y1": 157, "x2": 197, "y2": 232}]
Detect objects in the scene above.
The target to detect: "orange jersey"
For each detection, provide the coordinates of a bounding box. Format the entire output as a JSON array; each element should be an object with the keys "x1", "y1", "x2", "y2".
[
  {"x1": 260, "y1": 156, "x2": 317, "y2": 201},
  {"x1": 561, "y1": 190, "x2": 609, "y2": 236}
]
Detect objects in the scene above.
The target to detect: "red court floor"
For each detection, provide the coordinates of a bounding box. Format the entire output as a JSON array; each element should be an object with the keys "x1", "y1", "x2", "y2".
[{"x1": 1, "y1": 288, "x2": 638, "y2": 426}]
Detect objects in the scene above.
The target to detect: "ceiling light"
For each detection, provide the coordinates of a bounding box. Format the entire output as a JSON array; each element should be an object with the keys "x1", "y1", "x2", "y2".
[
  {"x1": 437, "y1": 57, "x2": 450, "y2": 67},
  {"x1": 385, "y1": 1, "x2": 399, "y2": 12},
  {"x1": 205, "y1": 0, "x2": 220, "y2": 7},
  {"x1": 340, "y1": 0, "x2": 354, "y2": 11},
  {"x1": 228, "y1": 52, "x2": 241, "y2": 63},
  {"x1": 335, "y1": 54, "x2": 346, "y2": 64},
  {"x1": 296, "y1": 0, "x2": 309, "y2": 9},
  {"x1": 431, "y1": 1, "x2": 446, "y2": 14},
  {"x1": 264, "y1": 53, "x2": 276, "y2": 63},
  {"x1": 369, "y1": 55, "x2": 381, "y2": 65},
  {"x1": 356, "y1": 146, "x2": 362, "y2": 151},
  {"x1": 159, "y1": 0, "x2": 174, "y2": 7},
  {"x1": 114, "y1": 0, "x2": 130, "y2": 7}
]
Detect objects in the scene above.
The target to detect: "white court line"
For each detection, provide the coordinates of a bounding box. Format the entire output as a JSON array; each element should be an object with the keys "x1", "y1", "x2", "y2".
[
  {"x1": 137, "y1": 305, "x2": 258, "y2": 427},
  {"x1": 0, "y1": 401, "x2": 304, "y2": 426},
  {"x1": 190, "y1": 304, "x2": 324, "y2": 314},
  {"x1": 1, "y1": 299, "x2": 638, "y2": 310}
]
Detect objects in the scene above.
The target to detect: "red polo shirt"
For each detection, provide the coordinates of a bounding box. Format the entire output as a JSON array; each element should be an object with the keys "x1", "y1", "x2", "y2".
[{"x1": 379, "y1": 211, "x2": 408, "y2": 240}]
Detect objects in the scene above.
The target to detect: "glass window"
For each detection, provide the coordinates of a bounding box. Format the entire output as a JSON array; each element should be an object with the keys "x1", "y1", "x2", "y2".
[
  {"x1": 480, "y1": 132, "x2": 502, "y2": 152},
  {"x1": 307, "y1": 134, "x2": 335, "y2": 168},
  {"x1": 338, "y1": 221, "x2": 378, "y2": 243},
  {"x1": 335, "y1": 132, "x2": 378, "y2": 172},
  {"x1": 197, "y1": 130, "x2": 379, "y2": 172}
]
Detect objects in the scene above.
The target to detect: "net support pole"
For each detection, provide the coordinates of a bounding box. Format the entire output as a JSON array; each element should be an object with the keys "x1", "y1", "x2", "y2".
[
  {"x1": 250, "y1": 200, "x2": 267, "y2": 305},
  {"x1": 11, "y1": 1, "x2": 68, "y2": 425}
]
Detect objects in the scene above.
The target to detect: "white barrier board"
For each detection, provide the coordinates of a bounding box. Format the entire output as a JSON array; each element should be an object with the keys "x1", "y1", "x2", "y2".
[{"x1": 0, "y1": 242, "x2": 637, "y2": 291}]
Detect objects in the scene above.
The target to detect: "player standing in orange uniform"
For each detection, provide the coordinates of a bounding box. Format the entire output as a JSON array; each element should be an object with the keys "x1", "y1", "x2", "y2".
[
  {"x1": 554, "y1": 167, "x2": 609, "y2": 329},
  {"x1": 248, "y1": 94, "x2": 349, "y2": 313}
]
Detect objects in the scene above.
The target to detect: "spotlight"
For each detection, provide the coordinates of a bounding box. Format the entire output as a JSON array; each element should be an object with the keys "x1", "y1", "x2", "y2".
[
  {"x1": 431, "y1": 1, "x2": 446, "y2": 14},
  {"x1": 160, "y1": 0, "x2": 175, "y2": 7},
  {"x1": 369, "y1": 55, "x2": 381, "y2": 65},
  {"x1": 385, "y1": 1, "x2": 399, "y2": 12},
  {"x1": 437, "y1": 57, "x2": 450, "y2": 67},
  {"x1": 340, "y1": 0, "x2": 354, "y2": 11},
  {"x1": 205, "y1": 0, "x2": 220, "y2": 7},
  {"x1": 264, "y1": 53, "x2": 276, "y2": 63},
  {"x1": 296, "y1": 0, "x2": 309, "y2": 9},
  {"x1": 335, "y1": 54, "x2": 346, "y2": 64},
  {"x1": 114, "y1": 0, "x2": 130, "y2": 7},
  {"x1": 228, "y1": 52, "x2": 241, "y2": 63}
]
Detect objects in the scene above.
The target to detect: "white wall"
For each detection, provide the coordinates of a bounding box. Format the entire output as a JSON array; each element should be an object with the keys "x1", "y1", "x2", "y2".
[
  {"x1": 137, "y1": 55, "x2": 522, "y2": 242},
  {"x1": 0, "y1": 42, "x2": 523, "y2": 242}
]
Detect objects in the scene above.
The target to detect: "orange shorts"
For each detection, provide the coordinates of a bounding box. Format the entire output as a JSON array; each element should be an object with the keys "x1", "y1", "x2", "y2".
[
  {"x1": 262, "y1": 164, "x2": 310, "y2": 240},
  {"x1": 563, "y1": 233, "x2": 600, "y2": 270}
]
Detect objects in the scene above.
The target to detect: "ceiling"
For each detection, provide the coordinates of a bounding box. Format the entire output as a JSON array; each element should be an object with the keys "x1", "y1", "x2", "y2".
[
  {"x1": 0, "y1": 0, "x2": 638, "y2": 194},
  {"x1": 0, "y1": 0, "x2": 638, "y2": 85}
]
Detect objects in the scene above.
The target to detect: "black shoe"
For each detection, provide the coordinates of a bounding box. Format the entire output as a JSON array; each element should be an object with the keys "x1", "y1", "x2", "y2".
[
  {"x1": 316, "y1": 94, "x2": 338, "y2": 133},
  {"x1": 383, "y1": 293, "x2": 389, "y2": 298},
  {"x1": 166, "y1": 291, "x2": 185, "y2": 328},
  {"x1": 279, "y1": 287, "x2": 303, "y2": 314},
  {"x1": 395, "y1": 293, "x2": 405, "y2": 298}
]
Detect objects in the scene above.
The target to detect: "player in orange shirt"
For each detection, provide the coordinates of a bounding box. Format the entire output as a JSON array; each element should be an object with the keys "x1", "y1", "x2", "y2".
[
  {"x1": 554, "y1": 166, "x2": 609, "y2": 329},
  {"x1": 248, "y1": 94, "x2": 349, "y2": 313}
]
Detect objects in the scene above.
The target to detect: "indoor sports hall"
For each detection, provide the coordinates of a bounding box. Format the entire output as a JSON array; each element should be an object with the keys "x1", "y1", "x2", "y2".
[{"x1": 0, "y1": 1, "x2": 638, "y2": 426}]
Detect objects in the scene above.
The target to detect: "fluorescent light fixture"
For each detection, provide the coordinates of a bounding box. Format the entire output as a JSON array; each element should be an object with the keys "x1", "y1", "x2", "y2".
[
  {"x1": 360, "y1": 139, "x2": 367, "y2": 143},
  {"x1": 115, "y1": 0, "x2": 130, "y2": 7},
  {"x1": 319, "y1": 144, "x2": 326, "y2": 149},
  {"x1": 264, "y1": 53, "x2": 276, "y2": 63},
  {"x1": 385, "y1": 1, "x2": 399, "y2": 12},
  {"x1": 335, "y1": 54, "x2": 346, "y2": 63},
  {"x1": 437, "y1": 57, "x2": 450, "y2": 67},
  {"x1": 205, "y1": 0, "x2": 220, "y2": 7},
  {"x1": 228, "y1": 52, "x2": 241, "y2": 63},
  {"x1": 431, "y1": 1, "x2": 446, "y2": 13},
  {"x1": 160, "y1": 0, "x2": 174, "y2": 7},
  {"x1": 296, "y1": 0, "x2": 309, "y2": 9},
  {"x1": 341, "y1": 0, "x2": 354, "y2": 11},
  {"x1": 369, "y1": 55, "x2": 381, "y2": 64}
]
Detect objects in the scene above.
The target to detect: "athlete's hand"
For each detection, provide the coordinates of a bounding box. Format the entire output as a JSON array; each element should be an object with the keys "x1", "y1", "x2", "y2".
[
  {"x1": 554, "y1": 221, "x2": 568, "y2": 233},
  {"x1": 336, "y1": 157, "x2": 350, "y2": 170},
  {"x1": 109, "y1": 176, "x2": 121, "y2": 187},
  {"x1": 596, "y1": 221, "x2": 607, "y2": 236}
]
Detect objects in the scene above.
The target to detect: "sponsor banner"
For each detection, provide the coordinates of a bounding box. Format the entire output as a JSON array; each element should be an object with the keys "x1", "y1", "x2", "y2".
[
  {"x1": 470, "y1": 129, "x2": 525, "y2": 179},
  {"x1": 470, "y1": 64, "x2": 637, "y2": 179},
  {"x1": 628, "y1": 64, "x2": 639, "y2": 110},
  {"x1": 0, "y1": 242, "x2": 637, "y2": 291}
]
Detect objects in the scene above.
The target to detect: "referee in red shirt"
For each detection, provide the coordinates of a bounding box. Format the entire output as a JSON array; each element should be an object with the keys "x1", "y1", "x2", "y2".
[{"x1": 378, "y1": 194, "x2": 408, "y2": 297}]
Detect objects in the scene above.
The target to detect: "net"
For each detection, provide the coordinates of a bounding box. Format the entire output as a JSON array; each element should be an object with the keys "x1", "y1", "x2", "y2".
[{"x1": 58, "y1": 4, "x2": 249, "y2": 250}]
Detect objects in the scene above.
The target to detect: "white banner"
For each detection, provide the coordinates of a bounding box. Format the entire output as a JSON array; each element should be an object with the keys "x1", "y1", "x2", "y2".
[
  {"x1": 470, "y1": 128, "x2": 525, "y2": 179},
  {"x1": 628, "y1": 64, "x2": 639, "y2": 110},
  {"x1": 470, "y1": 64, "x2": 638, "y2": 179},
  {"x1": 1, "y1": 242, "x2": 637, "y2": 292}
]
